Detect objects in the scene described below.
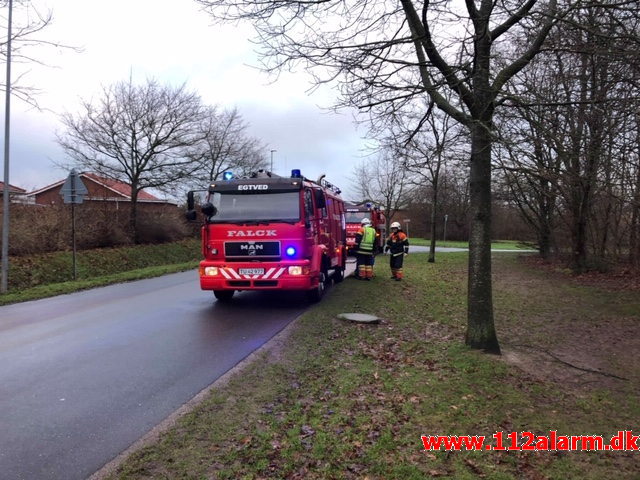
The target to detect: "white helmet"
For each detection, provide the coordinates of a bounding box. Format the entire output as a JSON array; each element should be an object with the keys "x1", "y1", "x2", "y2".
[
  {"x1": 361, "y1": 218, "x2": 371, "y2": 225},
  {"x1": 390, "y1": 222, "x2": 401, "y2": 229}
]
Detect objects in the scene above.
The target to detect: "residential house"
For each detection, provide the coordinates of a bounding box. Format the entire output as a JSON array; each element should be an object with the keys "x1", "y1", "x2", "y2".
[{"x1": 27, "y1": 172, "x2": 177, "y2": 211}]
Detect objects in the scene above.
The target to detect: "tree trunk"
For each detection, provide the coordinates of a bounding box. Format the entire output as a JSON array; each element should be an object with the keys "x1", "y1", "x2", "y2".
[
  {"x1": 428, "y1": 176, "x2": 438, "y2": 263},
  {"x1": 130, "y1": 186, "x2": 140, "y2": 244},
  {"x1": 538, "y1": 225, "x2": 551, "y2": 260},
  {"x1": 630, "y1": 162, "x2": 640, "y2": 267},
  {"x1": 571, "y1": 203, "x2": 588, "y2": 273},
  {"x1": 466, "y1": 122, "x2": 500, "y2": 354}
]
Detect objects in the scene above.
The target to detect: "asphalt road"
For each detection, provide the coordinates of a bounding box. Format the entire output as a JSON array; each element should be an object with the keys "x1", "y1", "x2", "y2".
[{"x1": 0, "y1": 271, "x2": 332, "y2": 480}]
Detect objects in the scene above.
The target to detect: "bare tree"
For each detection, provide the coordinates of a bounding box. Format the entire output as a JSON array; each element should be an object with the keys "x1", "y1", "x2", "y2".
[
  {"x1": 351, "y1": 153, "x2": 412, "y2": 233},
  {"x1": 185, "y1": 106, "x2": 268, "y2": 189},
  {"x1": 57, "y1": 78, "x2": 205, "y2": 242},
  {"x1": 198, "y1": 0, "x2": 572, "y2": 353},
  {"x1": 387, "y1": 102, "x2": 466, "y2": 262},
  {"x1": 0, "y1": 1, "x2": 76, "y2": 106}
]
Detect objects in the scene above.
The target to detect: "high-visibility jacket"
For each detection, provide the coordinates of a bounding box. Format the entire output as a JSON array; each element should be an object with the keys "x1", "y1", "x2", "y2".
[
  {"x1": 356, "y1": 225, "x2": 376, "y2": 255},
  {"x1": 386, "y1": 230, "x2": 409, "y2": 256}
]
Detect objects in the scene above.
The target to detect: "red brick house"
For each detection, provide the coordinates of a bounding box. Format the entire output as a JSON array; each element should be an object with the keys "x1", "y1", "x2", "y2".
[{"x1": 27, "y1": 172, "x2": 177, "y2": 210}]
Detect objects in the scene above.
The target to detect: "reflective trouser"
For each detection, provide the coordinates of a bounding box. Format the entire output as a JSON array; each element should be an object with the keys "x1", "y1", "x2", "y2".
[
  {"x1": 390, "y1": 252, "x2": 404, "y2": 278},
  {"x1": 356, "y1": 252, "x2": 374, "y2": 279}
]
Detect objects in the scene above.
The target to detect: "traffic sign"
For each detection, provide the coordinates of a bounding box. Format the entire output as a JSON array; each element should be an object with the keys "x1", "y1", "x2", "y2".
[{"x1": 60, "y1": 169, "x2": 88, "y2": 204}]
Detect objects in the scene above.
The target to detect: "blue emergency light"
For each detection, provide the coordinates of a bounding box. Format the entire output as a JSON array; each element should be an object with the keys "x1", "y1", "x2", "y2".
[
  {"x1": 291, "y1": 169, "x2": 302, "y2": 178},
  {"x1": 223, "y1": 171, "x2": 234, "y2": 180},
  {"x1": 285, "y1": 246, "x2": 297, "y2": 257}
]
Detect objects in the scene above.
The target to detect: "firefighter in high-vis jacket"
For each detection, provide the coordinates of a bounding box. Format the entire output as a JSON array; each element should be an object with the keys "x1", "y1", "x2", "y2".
[
  {"x1": 354, "y1": 217, "x2": 376, "y2": 280},
  {"x1": 385, "y1": 222, "x2": 409, "y2": 280}
]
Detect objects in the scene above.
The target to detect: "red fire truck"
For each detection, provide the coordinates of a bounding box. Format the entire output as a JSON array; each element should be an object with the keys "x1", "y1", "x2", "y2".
[
  {"x1": 186, "y1": 170, "x2": 347, "y2": 302},
  {"x1": 344, "y1": 203, "x2": 386, "y2": 255}
]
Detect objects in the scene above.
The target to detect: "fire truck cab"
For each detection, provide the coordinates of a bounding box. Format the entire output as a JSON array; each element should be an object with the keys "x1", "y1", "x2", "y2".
[
  {"x1": 345, "y1": 203, "x2": 386, "y2": 255},
  {"x1": 186, "y1": 170, "x2": 347, "y2": 302}
]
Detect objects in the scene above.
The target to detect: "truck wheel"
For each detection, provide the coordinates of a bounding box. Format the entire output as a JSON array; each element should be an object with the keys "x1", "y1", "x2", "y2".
[
  {"x1": 306, "y1": 272, "x2": 326, "y2": 303},
  {"x1": 333, "y1": 267, "x2": 344, "y2": 283},
  {"x1": 213, "y1": 290, "x2": 234, "y2": 302}
]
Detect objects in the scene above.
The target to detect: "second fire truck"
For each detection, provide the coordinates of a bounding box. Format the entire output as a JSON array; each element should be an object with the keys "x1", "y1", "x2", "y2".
[{"x1": 344, "y1": 202, "x2": 386, "y2": 255}]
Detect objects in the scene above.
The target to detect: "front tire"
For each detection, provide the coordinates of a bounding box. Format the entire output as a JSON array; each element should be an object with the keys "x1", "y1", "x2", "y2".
[
  {"x1": 306, "y1": 272, "x2": 326, "y2": 303},
  {"x1": 213, "y1": 290, "x2": 234, "y2": 302},
  {"x1": 333, "y1": 267, "x2": 344, "y2": 283}
]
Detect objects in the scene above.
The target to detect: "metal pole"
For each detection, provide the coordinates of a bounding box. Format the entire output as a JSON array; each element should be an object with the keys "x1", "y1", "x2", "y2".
[
  {"x1": 443, "y1": 214, "x2": 448, "y2": 244},
  {"x1": 1, "y1": 0, "x2": 13, "y2": 294},
  {"x1": 270, "y1": 149, "x2": 276, "y2": 173},
  {"x1": 71, "y1": 172, "x2": 77, "y2": 281}
]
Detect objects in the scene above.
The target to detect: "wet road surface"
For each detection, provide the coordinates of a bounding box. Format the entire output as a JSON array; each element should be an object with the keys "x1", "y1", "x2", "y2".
[{"x1": 0, "y1": 271, "x2": 328, "y2": 480}]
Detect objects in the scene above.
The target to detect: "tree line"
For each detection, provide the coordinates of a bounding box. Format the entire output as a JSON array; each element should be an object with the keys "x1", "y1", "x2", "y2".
[{"x1": 351, "y1": 2, "x2": 640, "y2": 277}]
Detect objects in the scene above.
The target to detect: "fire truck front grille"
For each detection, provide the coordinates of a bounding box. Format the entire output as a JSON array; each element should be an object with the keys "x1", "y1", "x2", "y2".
[
  {"x1": 224, "y1": 241, "x2": 280, "y2": 258},
  {"x1": 228, "y1": 280, "x2": 251, "y2": 287},
  {"x1": 254, "y1": 280, "x2": 278, "y2": 287},
  {"x1": 225, "y1": 257, "x2": 281, "y2": 262}
]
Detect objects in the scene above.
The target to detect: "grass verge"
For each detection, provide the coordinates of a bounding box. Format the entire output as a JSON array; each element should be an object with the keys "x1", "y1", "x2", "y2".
[
  {"x1": 1, "y1": 239, "x2": 200, "y2": 306},
  {"x1": 106, "y1": 253, "x2": 638, "y2": 480},
  {"x1": 409, "y1": 239, "x2": 535, "y2": 250},
  {"x1": 0, "y1": 263, "x2": 198, "y2": 306}
]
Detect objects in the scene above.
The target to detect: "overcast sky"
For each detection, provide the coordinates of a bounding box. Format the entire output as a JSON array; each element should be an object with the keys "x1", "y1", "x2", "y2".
[{"x1": 3, "y1": 0, "x2": 370, "y2": 199}]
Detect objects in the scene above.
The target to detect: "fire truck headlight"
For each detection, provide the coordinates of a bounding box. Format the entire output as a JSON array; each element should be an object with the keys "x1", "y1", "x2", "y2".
[
  {"x1": 285, "y1": 246, "x2": 296, "y2": 257},
  {"x1": 204, "y1": 267, "x2": 219, "y2": 276},
  {"x1": 288, "y1": 266, "x2": 303, "y2": 276}
]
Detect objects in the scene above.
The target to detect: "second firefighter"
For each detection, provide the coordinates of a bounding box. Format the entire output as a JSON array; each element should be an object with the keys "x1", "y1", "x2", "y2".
[{"x1": 385, "y1": 222, "x2": 409, "y2": 281}]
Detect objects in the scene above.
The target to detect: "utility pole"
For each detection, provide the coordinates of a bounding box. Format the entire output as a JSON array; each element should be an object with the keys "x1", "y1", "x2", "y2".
[{"x1": 1, "y1": 0, "x2": 13, "y2": 294}]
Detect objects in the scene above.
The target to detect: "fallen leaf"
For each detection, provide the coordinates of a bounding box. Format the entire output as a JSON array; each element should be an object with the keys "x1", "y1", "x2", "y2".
[{"x1": 301, "y1": 425, "x2": 316, "y2": 437}]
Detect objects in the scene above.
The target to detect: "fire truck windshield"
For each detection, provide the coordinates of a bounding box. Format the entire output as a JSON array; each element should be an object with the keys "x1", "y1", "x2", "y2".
[
  {"x1": 345, "y1": 211, "x2": 368, "y2": 223},
  {"x1": 208, "y1": 191, "x2": 300, "y2": 223}
]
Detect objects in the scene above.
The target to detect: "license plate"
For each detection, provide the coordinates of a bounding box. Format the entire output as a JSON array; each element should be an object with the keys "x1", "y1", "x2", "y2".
[{"x1": 239, "y1": 268, "x2": 265, "y2": 275}]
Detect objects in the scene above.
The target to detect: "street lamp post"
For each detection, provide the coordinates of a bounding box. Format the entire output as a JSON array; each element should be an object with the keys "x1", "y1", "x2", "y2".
[
  {"x1": 270, "y1": 149, "x2": 276, "y2": 173},
  {"x1": 1, "y1": 0, "x2": 13, "y2": 294}
]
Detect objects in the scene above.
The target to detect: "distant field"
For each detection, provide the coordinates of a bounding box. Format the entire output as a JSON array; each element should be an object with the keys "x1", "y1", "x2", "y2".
[{"x1": 410, "y1": 238, "x2": 535, "y2": 250}]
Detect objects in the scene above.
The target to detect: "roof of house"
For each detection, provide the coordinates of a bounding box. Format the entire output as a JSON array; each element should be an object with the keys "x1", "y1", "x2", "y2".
[
  {"x1": 0, "y1": 182, "x2": 27, "y2": 194},
  {"x1": 81, "y1": 173, "x2": 160, "y2": 201},
  {"x1": 28, "y1": 172, "x2": 165, "y2": 202}
]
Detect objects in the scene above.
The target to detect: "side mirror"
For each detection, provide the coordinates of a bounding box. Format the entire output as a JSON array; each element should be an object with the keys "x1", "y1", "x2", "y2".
[
  {"x1": 201, "y1": 202, "x2": 217, "y2": 217},
  {"x1": 314, "y1": 189, "x2": 326, "y2": 209},
  {"x1": 185, "y1": 191, "x2": 197, "y2": 221}
]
